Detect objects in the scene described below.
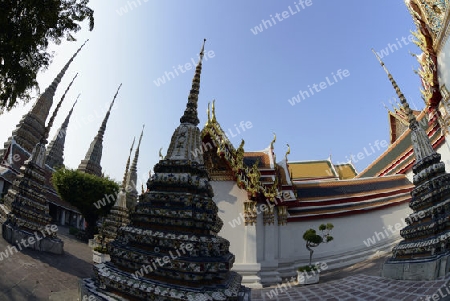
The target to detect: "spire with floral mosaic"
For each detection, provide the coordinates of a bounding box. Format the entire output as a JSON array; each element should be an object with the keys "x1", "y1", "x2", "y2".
[{"x1": 80, "y1": 39, "x2": 245, "y2": 300}]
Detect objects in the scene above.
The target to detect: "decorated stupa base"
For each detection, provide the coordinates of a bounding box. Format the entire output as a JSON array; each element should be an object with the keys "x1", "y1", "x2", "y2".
[
  {"x1": 370, "y1": 50, "x2": 450, "y2": 281},
  {"x1": 101, "y1": 191, "x2": 131, "y2": 242},
  {"x1": 101, "y1": 207, "x2": 130, "y2": 242},
  {"x1": 2, "y1": 143, "x2": 64, "y2": 254},
  {"x1": 82, "y1": 158, "x2": 246, "y2": 300},
  {"x1": 2, "y1": 223, "x2": 64, "y2": 254},
  {"x1": 80, "y1": 39, "x2": 245, "y2": 300},
  {"x1": 382, "y1": 151, "x2": 450, "y2": 280},
  {"x1": 80, "y1": 276, "x2": 250, "y2": 301}
]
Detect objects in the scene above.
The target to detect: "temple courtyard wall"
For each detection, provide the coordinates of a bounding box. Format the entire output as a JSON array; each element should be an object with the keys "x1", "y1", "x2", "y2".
[
  {"x1": 212, "y1": 180, "x2": 412, "y2": 287},
  {"x1": 438, "y1": 36, "x2": 450, "y2": 93}
]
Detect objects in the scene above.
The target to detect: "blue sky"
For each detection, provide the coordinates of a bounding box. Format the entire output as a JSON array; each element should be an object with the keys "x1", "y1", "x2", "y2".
[{"x1": 0, "y1": 1, "x2": 423, "y2": 186}]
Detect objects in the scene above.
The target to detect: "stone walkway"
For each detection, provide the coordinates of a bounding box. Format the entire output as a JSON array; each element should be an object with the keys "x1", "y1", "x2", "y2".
[
  {"x1": 0, "y1": 225, "x2": 93, "y2": 301},
  {"x1": 251, "y1": 251, "x2": 450, "y2": 301},
  {"x1": 0, "y1": 226, "x2": 448, "y2": 301},
  {"x1": 251, "y1": 274, "x2": 449, "y2": 301}
]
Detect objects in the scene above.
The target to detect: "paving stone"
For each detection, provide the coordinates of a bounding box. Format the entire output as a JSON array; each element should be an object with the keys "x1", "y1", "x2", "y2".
[{"x1": 0, "y1": 225, "x2": 449, "y2": 301}]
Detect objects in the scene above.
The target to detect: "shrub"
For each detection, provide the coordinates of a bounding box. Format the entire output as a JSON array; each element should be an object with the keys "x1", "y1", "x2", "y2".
[{"x1": 69, "y1": 227, "x2": 79, "y2": 235}]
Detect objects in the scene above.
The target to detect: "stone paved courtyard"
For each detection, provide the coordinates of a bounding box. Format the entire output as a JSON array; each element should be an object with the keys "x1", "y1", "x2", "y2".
[
  {"x1": 0, "y1": 225, "x2": 448, "y2": 301},
  {"x1": 0, "y1": 226, "x2": 93, "y2": 301},
  {"x1": 252, "y1": 274, "x2": 449, "y2": 301}
]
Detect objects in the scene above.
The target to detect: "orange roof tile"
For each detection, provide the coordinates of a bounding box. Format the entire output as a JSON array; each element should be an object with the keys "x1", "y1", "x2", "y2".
[
  {"x1": 334, "y1": 163, "x2": 357, "y2": 180},
  {"x1": 243, "y1": 152, "x2": 271, "y2": 169},
  {"x1": 289, "y1": 160, "x2": 337, "y2": 180}
]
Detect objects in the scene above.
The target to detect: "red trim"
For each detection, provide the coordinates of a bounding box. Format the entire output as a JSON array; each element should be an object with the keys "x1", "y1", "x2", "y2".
[
  {"x1": 287, "y1": 198, "x2": 411, "y2": 222},
  {"x1": 379, "y1": 131, "x2": 445, "y2": 177},
  {"x1": 290, "y1": 187, "x2": 413, "y2": 208}
]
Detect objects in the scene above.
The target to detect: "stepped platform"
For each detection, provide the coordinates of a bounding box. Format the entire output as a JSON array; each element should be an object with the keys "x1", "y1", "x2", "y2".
[{"x1": 0, "y1": 224, "x2": 448, "y2": 300}]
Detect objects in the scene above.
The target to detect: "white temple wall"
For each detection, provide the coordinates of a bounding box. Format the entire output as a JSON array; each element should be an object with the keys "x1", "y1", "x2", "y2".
[
  {"x1": 405, "y1": 168, "x2": 413, "y2": 183},
  {"x1": 211, "y1": 179, "x2": 414, "y2": 285},
  {"x1": 211, "y1": 181, "x2": 262, "y2": 288},
  {"x1": 278, "y1": 203, "x2": 411, "y2": 261},
  {"x1": 211, "y1": 181, "x2": 248, "y2": 262},
  {"x1": 438, "y1": 37, "x2": 450, "y2": 90},
  {"x1": 436, "y1": 140, "x2": 450, "y2": 171}
]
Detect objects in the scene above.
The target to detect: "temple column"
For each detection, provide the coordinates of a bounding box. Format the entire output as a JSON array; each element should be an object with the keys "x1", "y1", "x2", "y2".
[
  {"x1": 60, "y1": 209, "x2": 66, "y2": 226},
  {"x1": 259, "y1": 204, "x2": 282, "y2": 285},
  {"x1": 77, "y1": 214, "x2": 82, "y2": 229},
  {"x1": 233, "y1": 200, "x2": 262, "y2": 288}
]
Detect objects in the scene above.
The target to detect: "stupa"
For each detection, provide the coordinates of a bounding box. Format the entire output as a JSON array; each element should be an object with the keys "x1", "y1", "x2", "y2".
[
  {"x1": 100, "y1": 138, "x2": 135, "y2": 242},
  {"x1": 0, "y1": 41, "x2": 86, "y2": 158},
  {"x1": 374, "y1": 50, "x2": 450, "y2": 280},
  {"x1": 45, "y1": 93, "x2": 80, "y2": 169},
  {"x1": 1, "y1": 72, "x2": 78, "y2": 255},
  {"x1": 125, "y1": 125, "x2": 144, "y2": 211},
  {"x1": 77, "y1": 84, "x2": 121, "y2": 177},
  {"x1": 80, "y1": 39, "x2": 246, "y2": 300}
]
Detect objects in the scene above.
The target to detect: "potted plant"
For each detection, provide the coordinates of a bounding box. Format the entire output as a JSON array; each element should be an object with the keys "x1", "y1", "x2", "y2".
[
  {"x1": 92, "y1": 223, "x2": 110, "y2": 263},
  {"x1": 297, "y1": 264, "x2": 320, "y2": 284},
  {"x1": 297, "y1": 223, "x2": 334, "y2": 284},
  {"x1": 93, "y1": 245, "x2": 110, "y2": 263}
]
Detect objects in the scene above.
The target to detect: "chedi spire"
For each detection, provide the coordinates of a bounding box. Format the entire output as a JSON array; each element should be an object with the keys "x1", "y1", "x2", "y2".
[
  {"x1": 46, "y1": 93, "x2": 80, "y2": 169},
  {"x1": 80, "y1": 40, "x2": 245, "y2": 300},
  {"x1": 78, "y1": 84, "x2": 121, "y2": 177},
  {"x1": 0, "y1": 40, "x2": 87, "y2": 157},
  {"x1": 374, "y1": 50, "x2": 450, "y2": 281},
  {"x1": 126, "y1": 125, "x2": 144, "y2": 211}
]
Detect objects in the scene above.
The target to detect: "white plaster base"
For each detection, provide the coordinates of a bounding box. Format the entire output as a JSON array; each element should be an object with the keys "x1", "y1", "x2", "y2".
[
  {"x1": 297, "y1": 271, "x2": 320, "y2": 284},
  {"x1": 93, "y1": 251, "x2": 110, "y2": 264},
  {"x1": 382, "y1": 253, "x2": 450, "y2": 280},
  {"x1": 2, "y1": 223, "x2": 64, "y2": 254},
  {"x1": 233, "y1": 263, "x2": 263, "y2": 288}
]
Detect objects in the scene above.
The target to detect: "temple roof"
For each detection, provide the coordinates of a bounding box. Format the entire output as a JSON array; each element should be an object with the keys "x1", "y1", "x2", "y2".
[
  {"x1": 405, "y1": 0, "x2": 449, "y2": 51},
  {"x1": 0, "y1": 137, "x2": 29, "y2": 174},
  {"x1": 289, "y1": 159, "x2": 338, "y2": 181},
  {"x1": 389, "y1": 108, "x2": 421, "y2": 144},
  {"x1": 358, "y1": 103, "x2": 444, "y2": 178},
  {"x1": 243, "y1": 152, "x2": 271, "y2": 169},
  {"x1": 334, "y1": 163, "x2": 358, "y2": 180},
  {"x1": 288, "y1": 174, "x2": 413, "y2": 221},
  {"x1": 0, "y1": 166, "x2": 16, "y2": 184}
]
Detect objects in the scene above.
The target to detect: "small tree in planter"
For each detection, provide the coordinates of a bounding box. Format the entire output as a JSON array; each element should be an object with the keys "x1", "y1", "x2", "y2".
[
  {"x1": 297, "y1": 223, "x2": 334, "y2": 284},
  {"x1": 92, "y1": 219, "x2": 110, "y2": 263}
]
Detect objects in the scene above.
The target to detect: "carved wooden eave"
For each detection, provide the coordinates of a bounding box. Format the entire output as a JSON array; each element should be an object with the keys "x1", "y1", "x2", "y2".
[
  {"x1": 404, "y1": 2, "x2": 444, "y2": 112},
  {"x1": 201, "y1": 108, "x2": 286, "y2": 206},
  {"x1": 406, "y1": 0, "x2": 450, "y2": 52}
]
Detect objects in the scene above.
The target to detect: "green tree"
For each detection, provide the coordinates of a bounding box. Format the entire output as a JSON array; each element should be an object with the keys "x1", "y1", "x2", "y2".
[
  {"x1": 52, "y1": 168, "x2": 118, "y2": 239},
  {"x1": 303, "y1": 223, "x2": 334, "y2": 266},
  {"x1": 0, "y1": 0, "x2": 94, "y2": 111}
]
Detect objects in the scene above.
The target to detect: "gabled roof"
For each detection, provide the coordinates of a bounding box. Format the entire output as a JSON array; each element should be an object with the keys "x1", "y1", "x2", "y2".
[
  {"x1": 388, "y1": 109, "x2": 420, "y2": 144},
  {"x1": 0, "y1": 166, "x2": 16, "y2": 184},
  {"x1": 0, "y1": 138, "x2": 80, "y2": 214},
  {"x1": 201, "y1": 102, "x2": 286, "y2": 202},
  {"x1": 358, "y1": 110, "x2": 445, "y2": 177},
  {"x1": 0, "y1": 138, "x2": 30, "y2": 174},
  {"x1": 288, "y1": 160, "x2": 338, "y2": 181},
  {"x1": 243, "y1": 152, "x2": 271, "y2": 169},
  {"x1": 334, "y1": 163, "x2": 358, "y2": 180}
]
